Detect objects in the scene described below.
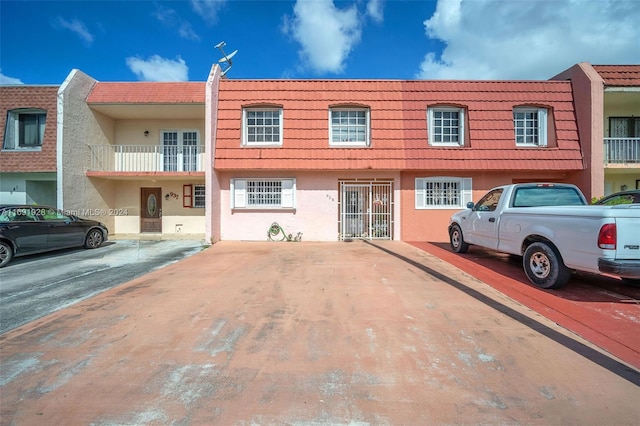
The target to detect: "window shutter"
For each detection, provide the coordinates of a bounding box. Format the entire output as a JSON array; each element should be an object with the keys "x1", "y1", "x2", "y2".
[
  {"x1": 281, "y1": 179, "x2": 295, "y2": 208},
  {"x1": 461, "y1": 178, "x2": 473, "y2": 206},
  {"x1": 233, "y1": 179, "x2": 246, "y2": 208},
  {"x1": 183, "y1": 184, "x2": 193, "y2": 208},
  {"x1": 538, "y1": 109, "x2": 548, "y2": 147},
  {"x1": 415, "y1": 178, "x2": 426, "y2": 208}
]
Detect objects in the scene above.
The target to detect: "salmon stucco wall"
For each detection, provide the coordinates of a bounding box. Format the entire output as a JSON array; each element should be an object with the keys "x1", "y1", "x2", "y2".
[
  {"x1": 219, "y1": 171, "x2": 401, "y2": 242},
  {"x1": 552, "y1": 62, "x2": 604, "y2": 200},
  {"x1": 401, "y1": 171, "x2": 579, "y2": 243}
]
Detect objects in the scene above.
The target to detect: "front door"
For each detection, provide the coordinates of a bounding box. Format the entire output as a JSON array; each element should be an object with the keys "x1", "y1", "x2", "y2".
[
  {"x1": 339, "y1": 180, "x2": 393, "y2": 240},
  {"x1": 141, "y1": 188, "x2": 162, "y2": 233}
]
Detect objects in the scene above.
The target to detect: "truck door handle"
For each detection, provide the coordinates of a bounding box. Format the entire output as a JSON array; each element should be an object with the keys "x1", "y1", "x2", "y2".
[{"x1": 488, "y1": 217, "x2": 496, "y2": 222}]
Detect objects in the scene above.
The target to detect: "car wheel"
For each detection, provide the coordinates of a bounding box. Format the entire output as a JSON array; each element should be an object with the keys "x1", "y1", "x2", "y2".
[
  {"x1": 523, "y1": 242, "x2": 570, "y2": 289},
  {"x1": 0, "y1": 241, "x2": 14, "y2": 268},
  {"x1": 84, "y1": 229, "x2": 104, "y2": 249},
  {"x1": 449, "y1": 224, "x2": 469, "y2": 253}
]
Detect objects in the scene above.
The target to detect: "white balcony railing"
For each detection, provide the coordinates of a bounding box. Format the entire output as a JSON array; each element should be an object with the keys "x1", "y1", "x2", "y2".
[
  {"x1": 89, "y1": 145, "x2": 205, "y2": 172},
  {"x1": 604, "y1": 138, "x2": 640, "y2": 164}
]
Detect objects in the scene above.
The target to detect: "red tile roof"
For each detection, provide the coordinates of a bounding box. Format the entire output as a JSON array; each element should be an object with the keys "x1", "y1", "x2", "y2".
[
  {"x1": 214, "y1": 79, "x2": 583, "y2": 171},
  {"x1": 592, "y1": 65, "x2": 640, "y2": 87},
  {"x1": 87, "y1": 82, "x2": 205, "y2": 104}
]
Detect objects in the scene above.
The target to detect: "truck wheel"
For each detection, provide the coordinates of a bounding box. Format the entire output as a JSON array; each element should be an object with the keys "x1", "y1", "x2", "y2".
[
  {"x1": 449, "y1": 224, "x2": 469, "y2": 253},
  {"x1": 523, "y1": 242, "x2": 570, "y2": 289},
  {"x1": 0, "y1": 241, "x2": 13, "y2": 268}
]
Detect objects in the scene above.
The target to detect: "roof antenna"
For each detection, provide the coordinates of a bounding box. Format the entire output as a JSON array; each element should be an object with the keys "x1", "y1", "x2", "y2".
[{"x1": 215, "y1": 41, "x2": 238, "y2": 77}]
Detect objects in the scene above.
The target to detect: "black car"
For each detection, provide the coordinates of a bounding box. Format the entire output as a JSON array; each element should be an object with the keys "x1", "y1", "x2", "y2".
[
  {"x1": 594, "y1": 190, "x2": 640, "y2": 206},
  {"x1": 0, "y1": 205, "x2": 108, "y2": 267}
]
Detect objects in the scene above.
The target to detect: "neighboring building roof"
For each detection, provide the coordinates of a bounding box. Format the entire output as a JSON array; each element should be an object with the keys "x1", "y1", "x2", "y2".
[
  {"x1": 592, "y1": 65, "x2": 640, "y2": 87},
  {"x1": 215, "y1": 79, "x2": 583, "y2": 171},
  {"x1": 87, "y1": 82, "x2": 205, "y2": 104}
]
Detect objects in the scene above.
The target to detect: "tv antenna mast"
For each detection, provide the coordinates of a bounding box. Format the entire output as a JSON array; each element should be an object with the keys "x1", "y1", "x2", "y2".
[{"x1": 215, "y1": 41, "x2": 238, "y2": 77}]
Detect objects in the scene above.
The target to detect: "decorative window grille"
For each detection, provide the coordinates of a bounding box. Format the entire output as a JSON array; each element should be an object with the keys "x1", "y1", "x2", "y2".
[
  {"x1": 231, "y1": 178, "x2": 295, "y2": 209},
  {"x1": 194, "y1": 184, "x2": 205, "y2": 208},
  {"x1": 415, "y1": 177, "x2": 472, "y2": 209},
  {"x1": 183, "y1": 184, "x2": 205, "y2": 208}
]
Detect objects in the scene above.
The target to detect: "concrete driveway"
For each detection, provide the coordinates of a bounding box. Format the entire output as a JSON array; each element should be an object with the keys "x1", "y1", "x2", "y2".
[
  {"x1": 0, "y1": 239, "x2": 205, "y2": 334},
  {"x1": 1, "y1": 241, "x2": 639, "y2": 425}
]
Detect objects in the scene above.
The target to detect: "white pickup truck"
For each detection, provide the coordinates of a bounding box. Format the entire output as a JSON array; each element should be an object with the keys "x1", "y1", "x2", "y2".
[{"x1": 448, "y1": 183, "x2": 640, "y2": 289}]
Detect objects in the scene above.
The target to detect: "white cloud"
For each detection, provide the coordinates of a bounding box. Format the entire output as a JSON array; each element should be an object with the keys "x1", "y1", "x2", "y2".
[
  {"x1": 126, "y1": 55, "x2": 189, "y2": 81},
  {"x1": 191, "y1": 0, "x2": 227, "y2": 23},
  {"x1": 0, "y1": 70, "x2": 23, "y2": 84},
  {"x1": 155, "y1": 6, "x2": 200, "y2": 41},
  {"x1": 418, "y1": 0, "x2": 640, "y2": 80},
  {"x1": 283, "y1": 0, "x2": 362, "y2": 75},
  {"x1": 52, "y1": 17, "x2": 94, "y2": 45},
  {"x1": 366, "y1": 0, "x2": 384, "y2": 23}
]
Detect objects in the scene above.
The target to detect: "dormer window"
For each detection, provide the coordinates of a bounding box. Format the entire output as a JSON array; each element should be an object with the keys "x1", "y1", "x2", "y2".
[
  {"x1": 329, "y1": 107, "x2": 370, "y2": 147},
  {"x1": 427, "y1": 107, "x2": 465, "y2": 146},
  {"x1": 514, "y1": 108, "x2": 547, "y2": 147},
  {"x1": 242, "y1": 107, "x2": 283, "y2": 146}
]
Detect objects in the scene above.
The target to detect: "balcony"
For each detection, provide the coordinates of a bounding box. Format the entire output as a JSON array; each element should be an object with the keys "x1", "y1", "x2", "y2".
[
  {"x1": 88, "y1": 145, "x2": 205, "y2": 173},
  {"x1": 604, "y1": 138, "x2": 640, "y2": 165}
]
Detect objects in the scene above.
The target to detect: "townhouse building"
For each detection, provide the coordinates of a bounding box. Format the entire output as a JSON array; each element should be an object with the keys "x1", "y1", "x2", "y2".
[
  {"x1": 0, "y1": 85, "x2": 59, "y2": 206},
  {"x1": 57, "y1": 70, "x2": 207, "y2": 238},
  {"x1": 593, "y1": 65, "x2": 640, "y2": 195},
  {"x1": 52, "y1": 62, "x2": 633, "y2": 243}
]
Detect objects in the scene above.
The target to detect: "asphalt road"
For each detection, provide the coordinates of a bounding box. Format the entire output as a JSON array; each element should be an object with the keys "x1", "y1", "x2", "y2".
[{"x1": 0, "y1": 239, "x2": 206, "y2": 334}]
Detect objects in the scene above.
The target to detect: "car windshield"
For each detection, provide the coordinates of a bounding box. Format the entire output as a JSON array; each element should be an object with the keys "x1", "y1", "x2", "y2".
[{"x1": 512, "y1": 187, "x2": 586, "y2": 207}]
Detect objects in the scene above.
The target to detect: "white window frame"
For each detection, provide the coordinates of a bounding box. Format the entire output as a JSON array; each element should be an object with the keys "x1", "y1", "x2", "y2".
[
  {"x1": 427, "y1": 107, "x2": 465, "y2": 147},
  {"x1": 161, "y1": 129, "x2": 201, "y2": 172},
  {"x1": 329, "y1": 107, "x2": 370, "y2": 147},
  {"x1": 514, "y1": 108, "x2": 547, "y2": 147},
  {"x1": 242, "y1": 107, "x2": 283, "y2": 146},
  {"x1": 415, "y1": 177, "x2": 472, "y2": 209},
  {"x1": 231, "y1": 178, "x2": 296, "y2": 209},
  {"x1": 3, "y1": 108, "x2": 46, "y2": 150}
]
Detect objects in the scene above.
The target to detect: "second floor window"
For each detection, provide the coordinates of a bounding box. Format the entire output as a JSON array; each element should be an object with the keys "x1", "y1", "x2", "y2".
[
  {"x1": 243, "y1": 108, "x2": 282, "y2": 146},
  {"x1": 609, "y1": 117, "x2": 640, "y2": 138},
  {"x1": 162, "y1": 130, "x2": 201, "y2": 172},
  {"x1": 514, "y1": 108, "x2": 547, "y2": 146},
  {"x1": 3, "y1": 109, "x2": 46, "y2": 150},
  {"x1": 427, "y1": 107, "x2": 465, "y2": 146},
  {"x1": 329, "y1": 108, "x2": 370, "y2": 146}
]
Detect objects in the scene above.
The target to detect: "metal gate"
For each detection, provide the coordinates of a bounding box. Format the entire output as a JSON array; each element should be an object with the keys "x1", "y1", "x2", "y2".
[{"x1": 339, "y1": 180, "x2": 393, "y2": 240}]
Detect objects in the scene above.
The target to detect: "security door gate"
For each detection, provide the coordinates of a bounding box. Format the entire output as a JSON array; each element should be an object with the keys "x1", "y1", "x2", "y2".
[{"x1": 339, "y1": 180, "x2": 393, "y2": 240}]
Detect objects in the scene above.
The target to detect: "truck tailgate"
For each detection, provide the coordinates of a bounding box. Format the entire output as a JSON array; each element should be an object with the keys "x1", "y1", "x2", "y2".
[{"x1": 616, "y1": 216, "x2": 640, "y2": 259}]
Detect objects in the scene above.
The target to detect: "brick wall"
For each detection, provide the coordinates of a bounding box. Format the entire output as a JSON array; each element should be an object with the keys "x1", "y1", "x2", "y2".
[{"x1": 0, "y1": 85, "x2": 59, "y2": 172}]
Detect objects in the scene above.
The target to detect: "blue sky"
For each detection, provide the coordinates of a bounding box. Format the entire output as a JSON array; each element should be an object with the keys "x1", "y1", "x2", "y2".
[{"x1": 1, "y1": 0, "x2": 639, "y2": 84}]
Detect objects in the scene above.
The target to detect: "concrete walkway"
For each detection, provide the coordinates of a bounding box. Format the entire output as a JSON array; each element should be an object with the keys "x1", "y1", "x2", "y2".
[{"x1": 1, "y1": 241, "x2": 639, "y2": 425}]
